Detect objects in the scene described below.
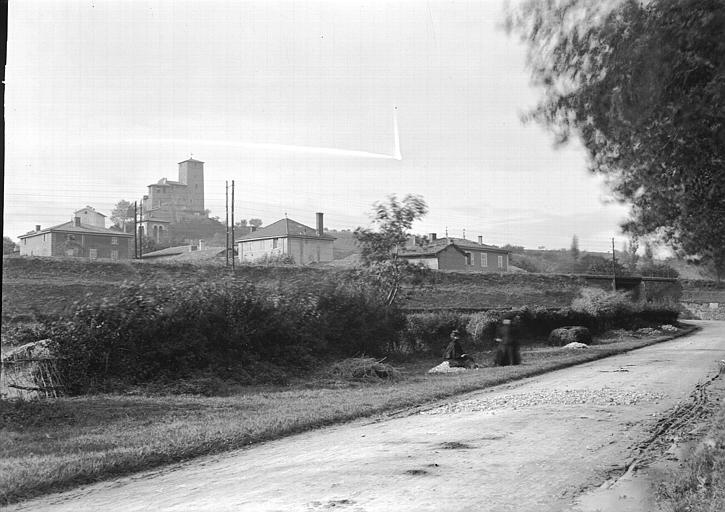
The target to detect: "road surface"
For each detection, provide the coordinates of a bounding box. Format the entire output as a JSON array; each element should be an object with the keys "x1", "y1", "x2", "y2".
[{"x1": 10, "y1": 321, "x2": 725, "y2": 512}]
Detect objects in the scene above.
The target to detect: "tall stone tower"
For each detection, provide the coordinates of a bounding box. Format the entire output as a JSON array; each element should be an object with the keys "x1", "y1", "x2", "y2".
[{"x1": 178, "y1": 158, "x2": 205, "y2": 213}]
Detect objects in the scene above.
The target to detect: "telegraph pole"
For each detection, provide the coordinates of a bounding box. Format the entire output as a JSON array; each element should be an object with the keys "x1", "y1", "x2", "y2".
[
  {"x1": 139, "y1": 201, "x2": 143, "y2": 259},
  {"x1": 225, "y1": 180, "x2": 229, "y2": 267},
  {"x1": 133, "y1": 201, "x2": 138, "y2": 259},
  {"x1": 611, "y1": 238, "x2": 617, "y2": 291},
  {"x1": 231, "y1": 180, "x2": 235, "y2": 270}
]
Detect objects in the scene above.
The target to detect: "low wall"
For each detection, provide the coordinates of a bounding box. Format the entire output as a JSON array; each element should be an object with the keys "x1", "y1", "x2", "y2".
[{"x1": 682, "y1": 302, "x2": 725, "y2": 321}]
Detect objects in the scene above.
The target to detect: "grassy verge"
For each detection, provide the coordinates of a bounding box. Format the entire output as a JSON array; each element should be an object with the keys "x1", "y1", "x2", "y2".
[
  {"x1": 0, "y1": 327, "x2": 696, "y2": 505},
  {"x1": 655, "y1": 375, "x2": 725, "y2": 511}
]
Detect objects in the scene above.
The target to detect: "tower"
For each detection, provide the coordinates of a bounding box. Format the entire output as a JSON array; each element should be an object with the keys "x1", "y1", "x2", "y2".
[{"x1": 178, "y1": 158, "x2": 205, "y2": 213}]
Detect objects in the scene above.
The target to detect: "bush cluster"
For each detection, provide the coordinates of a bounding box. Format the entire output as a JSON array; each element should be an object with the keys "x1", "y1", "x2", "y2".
[
  {"x1": 411, "y1": 288, "x2": 679, "y2": 349},
  {"x1": 402, "y1": 310, "x2": 471, "y2": 353},
  {"x1": 44, "y1": 277, "x2": 404, "y2": 394}
]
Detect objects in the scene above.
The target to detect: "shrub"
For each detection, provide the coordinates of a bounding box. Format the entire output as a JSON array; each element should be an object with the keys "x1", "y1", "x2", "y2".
[
  {"x1": 44, "y1": 276, "x2": 405, "y2": 394},
  {"x1": 404, "y1": 311, "x2": 471, "y2": 353},
  {"x1": 466, "y1": 311, "x2": 503, "y2": 345}
]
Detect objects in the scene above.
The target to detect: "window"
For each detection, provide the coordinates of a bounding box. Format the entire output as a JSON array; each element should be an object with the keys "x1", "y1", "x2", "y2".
[
  {"x1": 498, "y1": 255, "x2": 503, "y2": 268},
  {"x1": 465, "y1": 252, "x2": 472, "y2": 265},
  {"x1": 66, "y1": 234, "x2": 76, "y2": 241},
  {"x1": 111, "y1": 250, "x2": 119, "y2": 261},
  {"x1": 89, "y1": 248, "x2": 98, "y2": 260},
  {"x1": 111, "y1": 237, "x2": 118, "y2": 245},
  {"x1": 273, "y1": 238, "x2": 278, "y2": 249},
  {"x1": 481, "y1": 253, "x2": 487, "y2": 267}
]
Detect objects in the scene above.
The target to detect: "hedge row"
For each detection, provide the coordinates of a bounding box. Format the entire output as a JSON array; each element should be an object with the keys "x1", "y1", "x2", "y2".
[
  {"x1": 404, "y1": 288, "x2": 679, "y2": 353},
  {"x1": 39, "y1": 277, "x2": 404, "y2": 394}
]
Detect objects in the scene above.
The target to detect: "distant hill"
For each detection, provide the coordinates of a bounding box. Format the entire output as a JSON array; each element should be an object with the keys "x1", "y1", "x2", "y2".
[{"x1": 327, "y1": 229, "x2": 359, "y2": 260}]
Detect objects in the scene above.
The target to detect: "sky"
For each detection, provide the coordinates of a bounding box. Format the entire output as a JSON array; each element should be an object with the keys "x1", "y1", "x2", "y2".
[{"x1": 4, "y1": 0, "x2": 632, "y2": 251}]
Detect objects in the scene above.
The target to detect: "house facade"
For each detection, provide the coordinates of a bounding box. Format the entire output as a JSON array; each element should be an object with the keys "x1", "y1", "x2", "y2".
[
  {"x1": 236, "y1": 213, "x2": 335, "y2": 265},
  {"x1": 400, "y1": 236, "x2": 509, "y2": 272},
  {"x1": 19, "y1": 217, "x2": 134, "y2": 260}
]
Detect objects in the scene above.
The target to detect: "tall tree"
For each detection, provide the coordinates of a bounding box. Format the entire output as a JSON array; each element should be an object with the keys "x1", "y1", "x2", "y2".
[
  {"x1": 509, "y1": 0, "x2": 725, "y2": 280},
  {"x1": 570, "y1": 234, "x2": 580, "y2": 260},
  {"x1": 110, "y1": 200, "x2": 134, "y2": 232},
  {"x1": 3, "y1": 236, "x2": 18, "y2": 255},
  {"x1": 249, "y1": 218, "x2": 263, "y2": 229},
  {"x1": 354, "y1": 194, "x2": 428, "y2": 306}
]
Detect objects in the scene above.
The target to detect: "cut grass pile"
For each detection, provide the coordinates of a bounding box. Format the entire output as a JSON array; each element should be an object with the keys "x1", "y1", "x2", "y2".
[{"x1": 0, "y1": 328, "x2": 693, "y2": 506}]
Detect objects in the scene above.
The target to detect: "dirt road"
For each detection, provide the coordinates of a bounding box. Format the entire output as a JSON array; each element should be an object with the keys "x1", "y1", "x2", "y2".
[{"x1": 11, "y1": 321, "x2": 725, "y2": 512}]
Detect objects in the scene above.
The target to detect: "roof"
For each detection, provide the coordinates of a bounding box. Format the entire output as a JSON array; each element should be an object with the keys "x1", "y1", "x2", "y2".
[
  {"x1": 179, "y1": 158, "x2": 204, "y2": 164},
  {"x1": 399, "y1": 238, "x2": 510, "y2": 258},
  {"x1": 19, "y1": 221, "x2": 133, "y2": 238},
  {"x1": 235, "y1": 218, "x2": 336, "y2": 242},
  {"x1": 149, "y1": 178, "x2": 186, "y2": 187},
  {"x1": 74, "y1": 206, "x2": 107, "y2": 217},
  {"x1": 141, "y1": 245, "x2": 194, "y2": 258}
]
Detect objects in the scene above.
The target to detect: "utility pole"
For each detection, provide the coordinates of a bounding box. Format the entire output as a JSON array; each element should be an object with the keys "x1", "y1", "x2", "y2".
[
  {"x1": 611, "y1": 237, "x2": 617, "y2": 291},
  {"x1": 138, "y1": 201, "x2": 143, "y2": 259},
  {"x1": 133, "y1": 201, "x2": 138, "y2": 259},
  {"x1": 225, "y1": 180, "x2": 229, "y2": 267},
  {"x1": 231, "y1": 180, "x2": 235, "y2": 270}
]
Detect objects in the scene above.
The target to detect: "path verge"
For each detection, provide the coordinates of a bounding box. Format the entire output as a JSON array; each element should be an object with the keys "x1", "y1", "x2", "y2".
[{"x1": 0, "y1": 324, "x2": 698, "y2": 505}]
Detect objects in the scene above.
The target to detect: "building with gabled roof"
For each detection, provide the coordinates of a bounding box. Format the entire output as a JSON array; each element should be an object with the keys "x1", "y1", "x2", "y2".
[
  {"x1": 399, "y1": 234, "x2": 510, "y2": 272},
  {"x1": 19, "y1": 216, "x2": 133, "y2": 260},
  {"x1": 235, "y1": 213, "x2": 336, "y2": 264}
]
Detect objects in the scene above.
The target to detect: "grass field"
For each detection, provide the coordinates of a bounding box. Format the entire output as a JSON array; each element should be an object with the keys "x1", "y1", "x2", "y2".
[{"x1": 0, "y1": 328, "x2": 694, "y2": 505}]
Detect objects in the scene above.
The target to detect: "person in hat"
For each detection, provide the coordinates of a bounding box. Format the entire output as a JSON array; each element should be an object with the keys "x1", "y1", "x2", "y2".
[{"x1": 443, "y1": 329, "x2": 464, "y2": 360}]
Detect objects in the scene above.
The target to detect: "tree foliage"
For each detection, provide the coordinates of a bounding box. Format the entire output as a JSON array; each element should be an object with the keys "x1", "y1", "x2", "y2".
[
  {"x1": 570, "y1": 234, "x2": 580, "y2": 260},
  {"x1": 110, "y1": 200, "x2": 134, "y2": 231},
  {"x1": 3, "y1": 236, "x2": 18, "y2": 255},
  {"x1": 509, "y1": 0, "x2": 725, "y2": 279},
  {"x1": 354, "y1": 194, "x2": 428, "y2": 306}
]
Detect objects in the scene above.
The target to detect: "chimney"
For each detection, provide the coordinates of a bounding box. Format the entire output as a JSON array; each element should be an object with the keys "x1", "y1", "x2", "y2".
[
  {"x1": 74, "y1": 217, "x2": 81, "y2": 227},
  {"x1": 429, "y1": 233, "x2": 437, "y2": 241},
  {"x1": 316, "y1": 212, "x2": 324, "y2": 236},
  {"x1": 35, "y1": 225, "x2": 41, "y2": 232},
  {"x1": 478, "y1": 235, "x2": 483, "y2": 245}
]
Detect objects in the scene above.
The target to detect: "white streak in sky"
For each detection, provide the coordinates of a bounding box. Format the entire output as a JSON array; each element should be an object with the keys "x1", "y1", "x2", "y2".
[
  {"x1": 393, "y1": 106, "x2": 402, "y2": 161},
  {"x1": 131, "y1": 108, "x2": 403, "y2": 161}
]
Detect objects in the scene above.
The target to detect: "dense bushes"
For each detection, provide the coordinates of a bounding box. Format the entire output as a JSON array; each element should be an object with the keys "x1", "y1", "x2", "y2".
[
  {"x1": 404, "y1": 289, "x2": 679, "y2": 351},
  {"x1": 43, "y1": 277, "x2": 404, "y2": 394},
  {"x1": 403, "y1": 311, "x2": 471, "y2": 353}
]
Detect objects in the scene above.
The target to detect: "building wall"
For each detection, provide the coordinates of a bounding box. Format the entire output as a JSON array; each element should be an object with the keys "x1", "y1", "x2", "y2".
[
  {"x1": 239, "y1": 237, "x2": 286, "y2": 262},
  {"x1": 50, "y1": 232, "x2": 132, "y2": 260},
  {"x1": 288, "y1": 238, "x2": 334, "y2": 264},
  {"x1": 178, "y1": 160, "x2": 205, "y2": 212},
  {"x1": 436, "y1": 246, "x2": 509, "y2": 273},
  {"x1": 238, "y1": 237, "x2": 333, "y2": 264},
  {"x1": 75, "y1": 209, "x2": 106, "y2": 228},
  {"x1": 19, "y1": 233, "x2": 53, "y2": 256}
]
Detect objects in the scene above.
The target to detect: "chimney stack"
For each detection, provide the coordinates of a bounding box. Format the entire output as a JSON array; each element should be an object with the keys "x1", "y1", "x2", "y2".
[
  {"x1": 74, "y1": 217, "x2": 81, "y2": 227},
  {"x1": 316, "y1": 212, "x2": 324, "y2": 236},
  {"x1": 478, "y1": 235, "x2": 483, "y2": 245},
  {"x1": 35, "y1": 225, "x2": 41, "y2": 232},
  {"x1": 429, "y1": 233, "x2": 437, "y2": 241}
]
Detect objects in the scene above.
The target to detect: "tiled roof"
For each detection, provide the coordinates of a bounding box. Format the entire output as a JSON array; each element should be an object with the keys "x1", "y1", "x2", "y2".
[
  {"x1": 235, "y1": 218, "x2": 336, "y2": 242},
  {"x1": 399, "y1": 238, "x2": 509, "y2": 257},
  {"x1": 20, "y1": 221, "x2": 133, "y2": 238}
]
